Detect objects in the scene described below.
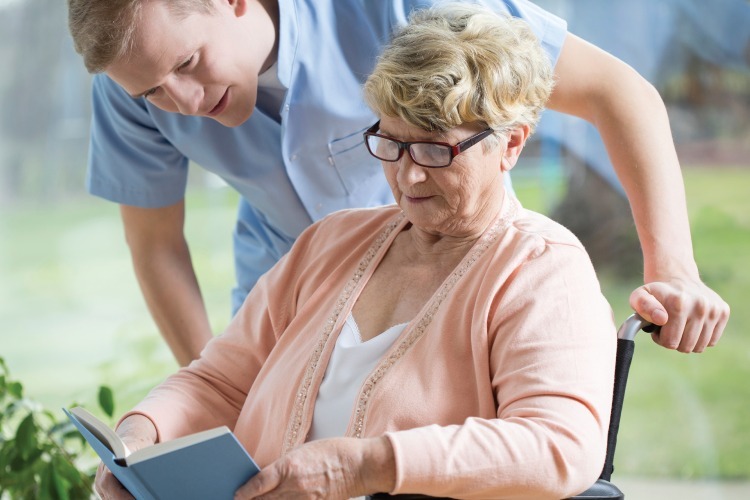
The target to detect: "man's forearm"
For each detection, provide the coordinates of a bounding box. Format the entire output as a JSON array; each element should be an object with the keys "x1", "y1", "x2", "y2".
[
  {"x1": 549, "y1": 34, "x2": 698, "y2": 280},
  {"x1": 130, "y1": 242, "x2": 213, "y2": 366},
  {"x1": 548, "y1": 34, "x2": 729, "y2": 351},
  {"x1": 120, "y1": 202, "x2": 214, "y2": 366},
  {"x1": 588, "y1": 67, "x2": 699, "y2": 281}
]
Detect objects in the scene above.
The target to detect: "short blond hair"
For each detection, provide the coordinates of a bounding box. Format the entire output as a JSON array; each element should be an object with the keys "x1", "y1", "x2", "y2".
[
  {"x1": 67, "y1": 0, "x2": 214, "y2": 73},
  {"x1": 363, "y1": 3, "x2": 554, "y2": 135}
]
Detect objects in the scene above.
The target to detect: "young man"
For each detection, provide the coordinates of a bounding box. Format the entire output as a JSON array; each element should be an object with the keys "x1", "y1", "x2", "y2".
[{"x1": 68, "y1": 0, "x2": 728, "y2": 366}]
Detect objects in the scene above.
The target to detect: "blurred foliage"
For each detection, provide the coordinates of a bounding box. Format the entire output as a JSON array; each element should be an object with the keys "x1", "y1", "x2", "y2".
[{"x1": 0, "y1": 357, "x2": 116, "y2": 499}]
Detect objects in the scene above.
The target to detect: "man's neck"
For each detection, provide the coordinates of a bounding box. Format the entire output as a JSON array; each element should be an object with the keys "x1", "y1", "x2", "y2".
[{"x1": 257, "y1": 0, "x2": 280, "y2": 73}]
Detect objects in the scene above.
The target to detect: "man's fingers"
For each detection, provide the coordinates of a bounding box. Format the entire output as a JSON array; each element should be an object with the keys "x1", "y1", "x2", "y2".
[
  {"x1": 630, "y1": 286, "x2": 669, "y2": 326},
  {"x1": 632, "y1": 279, "x2": 730, "y2": 353},
  {"x1": 692, "y1": 316, "x2": 718, "y2": 353},
  {"x1": 709, "y1": 307, "x2": 730, "y2": 347},
  {"x1": 654, "y1": 312, "x2": 687, "y2": 350},
  {"x1": 676, "y1": 317, "x2": 702, "y2": 353},
  {"x1": 631, "y1": 284, "x2": 685, "y2": 349}
]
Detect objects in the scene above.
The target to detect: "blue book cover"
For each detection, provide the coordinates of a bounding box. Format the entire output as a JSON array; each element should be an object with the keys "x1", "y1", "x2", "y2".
[{"x1": 64, "y1": 407, "x2": 260, "y2": 500}]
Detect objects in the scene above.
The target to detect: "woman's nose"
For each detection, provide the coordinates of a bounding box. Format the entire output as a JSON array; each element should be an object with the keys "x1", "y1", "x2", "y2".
[{"x1": 396, "y1": 151, "x2": 428, "y2": 185}]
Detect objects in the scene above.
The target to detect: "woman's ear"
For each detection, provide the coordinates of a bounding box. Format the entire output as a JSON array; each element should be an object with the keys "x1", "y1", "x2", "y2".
[{"x1": 501, "y1": 125, "x2": 530, "y2": 173}]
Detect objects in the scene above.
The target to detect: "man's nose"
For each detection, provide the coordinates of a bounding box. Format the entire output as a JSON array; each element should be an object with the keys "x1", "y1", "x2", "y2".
[{"x1": 162, "y1": 77, "x2": 203, "y2": 116}]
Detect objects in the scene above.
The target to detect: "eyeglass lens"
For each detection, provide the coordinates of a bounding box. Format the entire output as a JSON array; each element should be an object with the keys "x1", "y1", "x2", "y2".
[{"x1": 365, "y1": 135, "x2": 452, "y2": 167}]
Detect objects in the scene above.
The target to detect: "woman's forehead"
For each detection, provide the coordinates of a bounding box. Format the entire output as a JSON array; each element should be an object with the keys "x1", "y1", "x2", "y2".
[{"x1": 379, "y1": 116, "x2": 481, "y2": 140}]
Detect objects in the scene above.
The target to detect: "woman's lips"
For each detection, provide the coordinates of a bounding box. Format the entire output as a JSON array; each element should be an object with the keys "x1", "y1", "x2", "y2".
[
  {"x1": 207, "y1": 89, "x2": 229, "y2": 117},
  {"x1": 405, "y1": 195, "x2": 433, "y2": 203}
]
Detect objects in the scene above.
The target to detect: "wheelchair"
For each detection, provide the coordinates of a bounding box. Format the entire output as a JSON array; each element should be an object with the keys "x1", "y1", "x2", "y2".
[{"x1": 369, "y1": 313, "x2": 656, "y2": 500}]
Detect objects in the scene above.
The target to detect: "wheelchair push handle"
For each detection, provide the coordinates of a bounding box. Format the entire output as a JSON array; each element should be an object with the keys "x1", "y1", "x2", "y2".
[{"x1": 617, "y1": 312, "x2": 660, "y2": 340}]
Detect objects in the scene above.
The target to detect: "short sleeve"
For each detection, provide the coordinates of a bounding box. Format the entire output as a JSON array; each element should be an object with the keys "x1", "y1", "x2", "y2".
[
  {"x1": 86, "y1": 74, "x2": 189, "y2": 208},
  {"x1": 491, "y1": 0, "x2": 568, "y2": 66},
  {"x1": 394, "y1": 0, "x2": 567, "y2": 66}
]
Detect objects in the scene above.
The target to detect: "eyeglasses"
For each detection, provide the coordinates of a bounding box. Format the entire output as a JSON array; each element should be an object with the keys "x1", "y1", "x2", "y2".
[{"x1": 363, "y1": 121, "x2": 494, "y2": 168}]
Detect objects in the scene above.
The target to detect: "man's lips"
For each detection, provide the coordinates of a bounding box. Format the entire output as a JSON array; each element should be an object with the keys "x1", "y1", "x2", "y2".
[{"x1": 207, "y1": 89, "x2": 229, "y2": 117}]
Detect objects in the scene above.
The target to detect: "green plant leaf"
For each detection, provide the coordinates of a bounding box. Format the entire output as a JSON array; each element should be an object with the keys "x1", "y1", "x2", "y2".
[
  {"x1": 51, "y1": 465, "x2": 71, "y2": 500},
  {"x1": 8, "y1": 381, "x2": 23, "y2": 399},
  {"x1": 40, "y1": 461, "x2": 55, "y2": 500},
  {"x1": 0, "y1": 357, "x2": 95, "y2": 498},
  {"x1": 0, "y1": 442, "x2": 17, "y2": 474},
  {"x1": 9, "y1": 446, "x2": 43, "y2": 472},
  {"x1": 52, "y1": 454, "x2": 83, "y2": 486},
  {"x1": 15, "y1": 413, "x2": 38, "y2": 459},
  {"x1": 98, "y1": 386, "x2": 115, "y2": 418}
]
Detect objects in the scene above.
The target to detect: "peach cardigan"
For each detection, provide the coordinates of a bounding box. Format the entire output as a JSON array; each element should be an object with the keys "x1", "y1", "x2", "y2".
[{"x1": 131, "y1": 195, "x2": 616, "y2": 499}]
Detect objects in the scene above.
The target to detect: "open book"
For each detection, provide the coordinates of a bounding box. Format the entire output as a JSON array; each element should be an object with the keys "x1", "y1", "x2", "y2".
[{"x1": 64, "y1": 407, "x2": 260, "y2": 500}]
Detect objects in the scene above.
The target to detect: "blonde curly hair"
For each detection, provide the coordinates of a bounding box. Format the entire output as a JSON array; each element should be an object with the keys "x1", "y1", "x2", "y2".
[{"x1": 363, "y1": 2, "x2": 554, "y2": 137}]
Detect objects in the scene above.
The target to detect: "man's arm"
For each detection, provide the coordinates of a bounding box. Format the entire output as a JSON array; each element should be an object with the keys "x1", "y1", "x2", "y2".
[
  {"x1": 547, "y1": 33, "x2": 730, "y2": 352},
  {"x1": 120, "y1": 201, "x2": 213, "y2": 366}
]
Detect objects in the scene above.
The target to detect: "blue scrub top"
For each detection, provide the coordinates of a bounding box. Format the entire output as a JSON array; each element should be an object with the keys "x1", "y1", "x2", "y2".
[{"x1": 86, "y1": 0, "x2": 567, "y2": 313}]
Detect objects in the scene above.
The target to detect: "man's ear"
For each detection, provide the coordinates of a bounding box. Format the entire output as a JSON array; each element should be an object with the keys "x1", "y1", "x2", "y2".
[
  {"x1": 500, "y1": 125, "x2": 530, "y2": 173},
  {"x1": 228, "y1": 0, "x2": 247, "y2": 17}
]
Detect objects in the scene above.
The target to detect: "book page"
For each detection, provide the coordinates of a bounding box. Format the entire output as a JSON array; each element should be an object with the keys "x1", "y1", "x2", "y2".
[{"x1": 69, "y1": 407, "x2": 130, "y2": 459}]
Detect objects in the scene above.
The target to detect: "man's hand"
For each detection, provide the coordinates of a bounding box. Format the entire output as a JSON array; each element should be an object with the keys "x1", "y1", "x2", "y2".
[{"x1": 630, "y1": 277, "x2": 730, "y2": 353}]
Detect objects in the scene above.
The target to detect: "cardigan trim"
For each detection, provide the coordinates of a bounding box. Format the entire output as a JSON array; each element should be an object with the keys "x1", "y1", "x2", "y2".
[
  {"x1": 283, "y1": 196, "x2": 519, "y2": 450},
  {"x1": 283, "y1": 213, "x2": 405, "y2": 452},
  {"x1": 352, "y1": 197, "x2": 519, "y2": 438}
]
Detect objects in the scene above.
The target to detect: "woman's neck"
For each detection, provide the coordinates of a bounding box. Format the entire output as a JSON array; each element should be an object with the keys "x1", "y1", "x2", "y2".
[{"x1": 402, "y1": 191, "x2": 505, "y2": 264}]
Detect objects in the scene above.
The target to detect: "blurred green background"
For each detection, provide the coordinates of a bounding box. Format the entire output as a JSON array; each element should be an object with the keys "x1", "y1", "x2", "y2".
[{"x1": 1, "y1": 0, "x2": 749, "y2": 497}]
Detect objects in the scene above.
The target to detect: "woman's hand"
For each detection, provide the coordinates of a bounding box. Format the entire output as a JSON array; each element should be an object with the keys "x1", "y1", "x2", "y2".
[
  {"x1": 630, "y1": 275, "x2": 730, "y2": 353},
  {"x1": 94, "y1": 414, "x2": 158, "y2": 500},
  {"x1": 234, "y1": 436, "x2": 396, "y2": 499}
]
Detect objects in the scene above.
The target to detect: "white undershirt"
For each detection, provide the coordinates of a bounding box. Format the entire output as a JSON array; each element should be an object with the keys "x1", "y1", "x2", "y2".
[
  {"x1": 307, "y1": 313, "x2": 408, "y2": 441},
  {"x1": 256, "y1": 62, "x2": 286, "y2": 122}
]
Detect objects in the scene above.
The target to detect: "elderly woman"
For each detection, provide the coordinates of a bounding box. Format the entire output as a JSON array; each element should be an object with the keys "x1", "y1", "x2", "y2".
[{"x1": 97, "y1": 4, "x2": 616, "y2": 499}]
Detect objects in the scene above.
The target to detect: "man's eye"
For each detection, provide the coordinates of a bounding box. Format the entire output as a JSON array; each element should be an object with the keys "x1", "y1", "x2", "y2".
[{"x1": 179, "y1": 56, "x2": 194, "y2": 70}]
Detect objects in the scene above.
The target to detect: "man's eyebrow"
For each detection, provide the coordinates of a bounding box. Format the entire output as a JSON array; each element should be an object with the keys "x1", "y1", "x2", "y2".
[
  {"x1": 127, "y1": 51, "x2": 195, "y2": 99},
  {"x1": 129, "y1": 88, "x2": 155, "y2": 100}
]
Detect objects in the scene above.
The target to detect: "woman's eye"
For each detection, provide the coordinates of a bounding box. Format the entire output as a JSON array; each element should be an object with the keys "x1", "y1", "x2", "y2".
[{"x1": 144, "y1": 88, "x2": 157, "y2": 98}]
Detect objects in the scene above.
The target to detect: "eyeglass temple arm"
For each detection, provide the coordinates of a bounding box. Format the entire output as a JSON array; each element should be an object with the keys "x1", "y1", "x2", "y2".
[{"x1": 454, "y1": 129, "x2": 493, "y2": 154}]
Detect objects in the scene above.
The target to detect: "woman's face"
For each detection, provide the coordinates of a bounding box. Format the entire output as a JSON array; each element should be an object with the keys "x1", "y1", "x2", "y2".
[{"x1": 378, "y1": 116, "x2": 507, "y2": 238}]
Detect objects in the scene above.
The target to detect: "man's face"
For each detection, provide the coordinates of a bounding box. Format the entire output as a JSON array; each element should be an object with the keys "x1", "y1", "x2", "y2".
[{"x1": 106, "y1": 0, "x2": 266, "y2": 127}]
